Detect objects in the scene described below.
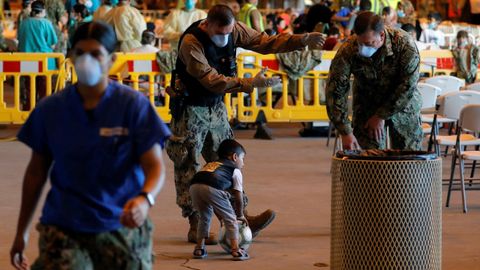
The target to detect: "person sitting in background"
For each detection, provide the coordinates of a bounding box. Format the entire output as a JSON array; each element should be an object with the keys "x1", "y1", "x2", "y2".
[
  {"x1": 323, "y1": 26, "x2": 340, "y2": 50},
  {"x1": 452, "y1": 30, "x2": 480, "y2": 84},
  {"x1": 131, "y1": 30, "x2": 159, "y2": 53},
  {"x1": 401, "y1": 23, "x2": 438, "y2": 51},
  {"x1": 397, "y1": 0, "x2": 416, "y2": 26},
  {"x1": 163, "y1": 0, "x2": 207, "y2": 49},
  {"x1": 419, "y1": 12, "x2": 445, "y2": 47},
  {"x1": 382, "y1": 6, "x2": 397, "y2": 28}
]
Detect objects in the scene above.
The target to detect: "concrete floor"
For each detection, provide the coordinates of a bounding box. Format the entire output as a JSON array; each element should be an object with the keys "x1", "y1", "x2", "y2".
[{"x1": 1, "y1": 124, "x2": 480, "y2": 270}]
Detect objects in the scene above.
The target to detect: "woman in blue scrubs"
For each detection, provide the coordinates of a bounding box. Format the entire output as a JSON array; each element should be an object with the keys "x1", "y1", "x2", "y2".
[{"x1": 10, "y1": 21, "x2": 171, "y2": 270}]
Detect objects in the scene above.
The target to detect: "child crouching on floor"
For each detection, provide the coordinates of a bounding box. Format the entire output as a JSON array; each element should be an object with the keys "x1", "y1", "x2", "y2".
[{"x1": 189, "y1": 139, "x2": 249, "y2": 261}]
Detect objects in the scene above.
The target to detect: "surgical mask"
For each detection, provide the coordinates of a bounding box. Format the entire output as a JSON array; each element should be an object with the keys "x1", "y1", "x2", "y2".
[
  {"x1": 110, "y1": 0, "x2": 118, "y2": 6},
  {"x1": 428, "y1": 22, "x2": 436, "y2": 29},
  {"x1": 397, "y1": 10, "x2": 405, "y2": 18},
  {"x1": 353, "y1": 6, "x2": 360, "y2": 12},
  {"x1": 358, "y1": 45, "x2": 378, "y2": 58},
  {"x1": 74, "y1": 54, "x2": 103, "y2": 87},
  {"x1": 459, "y1": 41, "x2": 468, "y2": 48},
  {"x1": 84, "y1": 0, "x2": 93, "y2": 8},
  {"x1": 184, "y1": 0, "x2": 195, "y2": 11},
  {"x1": 211, "y1": 34, "x2": 229, "y2": 48}
]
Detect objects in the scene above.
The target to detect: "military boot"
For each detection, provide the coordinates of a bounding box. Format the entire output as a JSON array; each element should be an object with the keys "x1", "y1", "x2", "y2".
[
  {"x1": 245, "y1": 209, "x2": 276, "y2": 238},
  {"x1": 187, "y1": 214, "x2": 218, "y2": 245}
]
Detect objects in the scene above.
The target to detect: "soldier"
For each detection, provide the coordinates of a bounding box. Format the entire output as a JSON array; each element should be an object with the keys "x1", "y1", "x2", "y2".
[
  {"x1": 166, "y1": 4, "x2": 326, "y2": 244},
  {"x1": 452, "y1": 30, "x2": 480, "y2": 84},
  {"x1": 326, "y1": 11, "x2": 422, "y2": 150},
  {"x1": 44, "y1": 0, "x2": 67, "y2": 53}
]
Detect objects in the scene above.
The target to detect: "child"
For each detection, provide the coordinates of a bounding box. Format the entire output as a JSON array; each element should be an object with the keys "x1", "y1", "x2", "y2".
[
  {"x1": 452, "y1": 30, "x2": 480, "y2": 84},
  {"x1": 189, "y1": 139, "x2": 249, "y2": 261}
]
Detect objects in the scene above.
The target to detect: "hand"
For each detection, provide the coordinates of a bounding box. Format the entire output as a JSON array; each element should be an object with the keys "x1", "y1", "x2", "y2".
[
  {"x1": 10, "y1": 235, "x2": 29, "y2": 270},
  {"x1": 341, "y1": 133, "x2": 361, "y2": 150},
  {"x1": 237, "y1": 216, "x2": 248, "y2": 226},
  {"x1": 251, "y1": 67, "x2": 281, "y2": 89},
  {"x1": 120, "y1": 196, "x2": 150, "y2": 228},
  {"x1": 304, "y1": 32, "x2": 326, "y2": 48},
  {"x1": 364, "y1": 115, "x2": 385, "y2": 142}
]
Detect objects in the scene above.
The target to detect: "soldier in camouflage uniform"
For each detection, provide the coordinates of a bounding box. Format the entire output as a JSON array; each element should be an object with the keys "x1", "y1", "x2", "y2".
[
  {"x1": 326, "y1": 11, "x2": 423, "y2": 150},
  {"x1": 44, "y1": 0, "x2": 67, "y2": 53},
  {"x1": 167, "y1": 5, "x2": 326, "y2": 243},
  {"x1": 452, "y1": 30, "x2": 480, "y2": 84}
]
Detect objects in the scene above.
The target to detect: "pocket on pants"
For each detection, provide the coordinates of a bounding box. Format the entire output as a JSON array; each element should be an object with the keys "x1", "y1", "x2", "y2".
[{"x1": 165, "y1": 138, "x2": 189, "y2": 165}]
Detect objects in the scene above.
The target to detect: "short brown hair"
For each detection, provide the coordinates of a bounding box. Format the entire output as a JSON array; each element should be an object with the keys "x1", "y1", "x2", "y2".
[
  {"x1": 354, "y1": 11, "x2": 384, "y2": 35},
  {"x1": 457, "y1": 30, "x2": 469, "y2": 40},
  {"x1": 207, "y1": 5, "x2": 235, "y2": 26}
]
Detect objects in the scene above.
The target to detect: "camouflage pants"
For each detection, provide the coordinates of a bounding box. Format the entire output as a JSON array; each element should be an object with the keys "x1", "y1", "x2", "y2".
[
  {"x1": 31, "y1": 219, "x2": 154, "y2": 270},
  {"x1": 166, "y1": 102, "x2": 234, "y2": 218},
  {"x1": 353, "y1": 110, "x2": 423, "y2": 150}
]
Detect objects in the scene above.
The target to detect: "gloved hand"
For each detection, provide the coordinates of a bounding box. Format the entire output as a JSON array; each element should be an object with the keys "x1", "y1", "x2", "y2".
[
  {"x1": 303, "y1": 32, "x2": 327, "y2": 49},
  {"x1": 251, "y1": 67, "x2": 282, "y2": 88}
]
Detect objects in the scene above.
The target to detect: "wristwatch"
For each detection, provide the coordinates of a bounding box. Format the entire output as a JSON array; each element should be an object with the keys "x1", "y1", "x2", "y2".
[{"x1": 139, "y1": 192, "x2": 155, "y2": 207}]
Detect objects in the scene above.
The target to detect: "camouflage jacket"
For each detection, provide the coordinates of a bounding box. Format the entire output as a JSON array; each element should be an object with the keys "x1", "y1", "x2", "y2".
[
  {"x1": 326, "y1": 27, "x2": 421, "y2": 135},
  {"x1": 452, "y1": 44, "x2": 480, "y2": 84}
]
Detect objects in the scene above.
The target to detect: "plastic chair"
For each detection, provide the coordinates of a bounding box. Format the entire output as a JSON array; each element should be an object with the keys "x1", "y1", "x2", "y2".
[
  {"x1": 424, "y1": 75, "x2": 465, "y2": 95},
  {"x1": 446, "y1": 104, "x2": 480, "y2": 213},
  {"x1": 418, "y1": 83, "x2": 442, "y2": 113},
  {"x1": 465, "y1": 82, "x2": 480, "y2": 91},
  {"x1": 432, "y1": 91, "x2": 480, "y2": 156},
  {"x1": 418, "y1": 83, "x2": 442, "y2": 135}
]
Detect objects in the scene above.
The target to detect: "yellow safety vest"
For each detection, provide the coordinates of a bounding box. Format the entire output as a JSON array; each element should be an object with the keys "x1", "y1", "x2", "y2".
[{"x1": 238, "y1": 3, "x2": 264, "y2": 32}]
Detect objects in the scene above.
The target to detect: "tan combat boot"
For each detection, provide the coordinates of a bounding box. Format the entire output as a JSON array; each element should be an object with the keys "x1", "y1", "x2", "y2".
[{"x1": 245, "y1": 209, "x2": 276, "y2": 238}]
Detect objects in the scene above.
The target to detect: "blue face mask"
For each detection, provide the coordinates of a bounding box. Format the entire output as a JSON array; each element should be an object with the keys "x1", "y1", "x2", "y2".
[
  {"x1": 358, "y1": 44, "x2": 378, "y2": 58},
  {"x1": 211, "y1": 34, "x2": 229, "y2": 47},
  {"x1": 397, "y1": 10, "x2": 405, "y2": 18},
  {"x1": 428, "y1": 22, "x2": 437, "y2": 29},
  {"x1": 75, "y1": 53, "x2": 103, "y2": 87},
  {"x1": 110, "y1": 0, "x2": 118, "y2": 6},
  {"x1": 184, "y1": 0, "x2": 195, "y2": 11}
]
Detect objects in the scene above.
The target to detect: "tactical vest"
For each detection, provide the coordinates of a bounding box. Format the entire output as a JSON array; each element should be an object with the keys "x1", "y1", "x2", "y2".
[
  {"x1": 176, "y1": 20, "x2": 237, "y2": 107},
  {"x1": 191, "y1": 160, "x2": 237, "y2": 190}
]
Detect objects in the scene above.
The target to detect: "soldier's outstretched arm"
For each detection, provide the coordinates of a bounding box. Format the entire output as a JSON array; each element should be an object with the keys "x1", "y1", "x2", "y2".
[{"x1": 375, "y1": 37, "x2": 420, "y2": 119}]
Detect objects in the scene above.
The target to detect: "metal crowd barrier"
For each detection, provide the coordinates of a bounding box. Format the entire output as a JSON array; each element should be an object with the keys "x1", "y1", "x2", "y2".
[{"x1": 0, "y1": 50, "x2": 466, "y2": 125}]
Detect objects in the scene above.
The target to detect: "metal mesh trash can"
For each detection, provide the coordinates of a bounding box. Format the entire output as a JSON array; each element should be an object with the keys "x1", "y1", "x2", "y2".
[{"x1": 331, "y1": 150, "x2": 442, "y2": 270}]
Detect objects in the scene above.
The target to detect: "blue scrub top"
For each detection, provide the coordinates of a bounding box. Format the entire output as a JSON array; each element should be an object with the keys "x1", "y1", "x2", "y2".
[
  {"x1": 18, "y1": 81, "x2": 171, "y2": 233},
  {"x1": 17, "y1": 17, "x2": 57, "y2": 53}
]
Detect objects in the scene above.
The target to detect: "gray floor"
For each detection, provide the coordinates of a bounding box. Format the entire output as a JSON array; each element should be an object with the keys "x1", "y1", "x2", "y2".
[{"x1": 0, "y1": 124, "x2": 479, "y2": 269}]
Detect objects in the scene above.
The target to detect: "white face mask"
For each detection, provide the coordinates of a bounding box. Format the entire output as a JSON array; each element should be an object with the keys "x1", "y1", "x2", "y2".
[
  {"x1": 358, "y1": 44, "x2": 378, "y2": 58},
  {"x1": 74, "y1": 54, "x2": 103, "y2": 87},
  {"x1": 84, "y1": 0, "x2": 93, "y2": 8},
  {"x1": 210, "y1": 34, "x2": 229, "y2": 48}
]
